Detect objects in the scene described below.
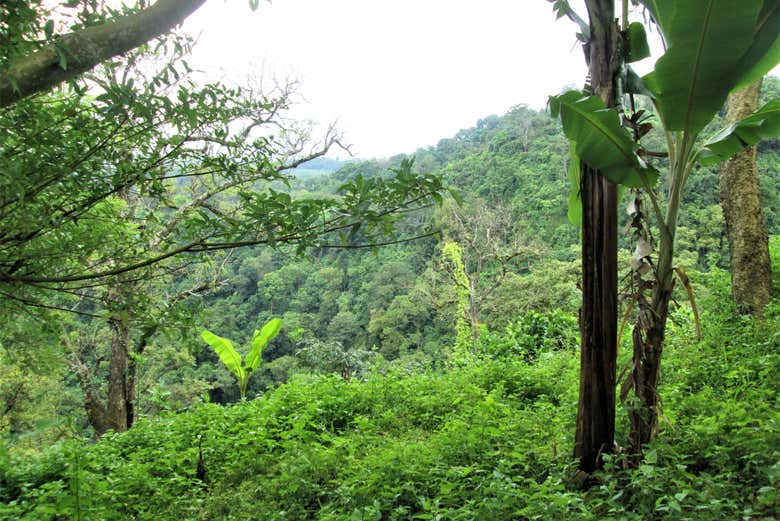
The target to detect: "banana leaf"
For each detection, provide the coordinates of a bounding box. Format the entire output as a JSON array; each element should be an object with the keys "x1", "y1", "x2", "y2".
[
  {"x1": 246, "y1": 318, "x2": 282, "y2": 373},
  {"x1": 698, "y1": 100, "x2": 780, "y2": 165},
  {"x1": 202, "y1": 330, "x2": 245, "y2": 381},
  {"x1": 641, "y1": 0, "x2": 776, "y2": 135},
  {"x1": 549, "y1": 91, "x2": 657, "y2": 188}
]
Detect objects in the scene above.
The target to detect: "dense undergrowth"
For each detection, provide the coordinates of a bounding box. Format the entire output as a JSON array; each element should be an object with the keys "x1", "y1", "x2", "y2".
[{"x1": 1, "y1": 268, "x2": 779, "y2": 520}]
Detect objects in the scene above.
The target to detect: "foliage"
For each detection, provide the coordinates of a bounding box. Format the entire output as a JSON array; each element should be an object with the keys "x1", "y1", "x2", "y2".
[
  {"x1": 2, "y1": 2, "x2": 780, "y2": 518},
  {"x1": 2, "y1": 276, "x2": 778, "y2": 519},
  {"x1": 480, "y1": 309, "x2": 578, "y2": 362},
  {"x1": 550, "y1": 0, "x2": 780, "y2": 454},
  {"x1": 201, "y1": 318, "x2": 282, "y2": 400},
  {"x1": 294, "y1": 338, "x2": 376, "y2": 381}
]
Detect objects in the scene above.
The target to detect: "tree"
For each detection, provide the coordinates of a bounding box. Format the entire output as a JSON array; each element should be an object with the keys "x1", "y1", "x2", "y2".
[
  {"x1": 548, "y1": 0, "x2": 623, "y2": 477},
  {"x1": 1, "y1": 2, "x2": 445, "y2": 436},
  {"x1": 720, "y1": 79, "x2": 772, "y2": 315},
  {"x1": 0, "y1": 0, "x2": 259, "y2": 108},
  {"x1": 439, "y1": 198, "x2": 539, "y2": 348},
  {"x1": 0, "y1": 9, "x2": 444, "y2": 307},
  {"x1": 551, "y1": 0, "x2": 779, "y2": 460}
]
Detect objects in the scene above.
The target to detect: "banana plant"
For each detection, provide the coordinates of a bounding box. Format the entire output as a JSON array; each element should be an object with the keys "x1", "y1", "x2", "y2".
[
  {"x1": 550, "y1": 0, "x2": 779, "y2": 455},
  {"x1": 201, "y1": 318, "x2": 282, "y2": 400}
]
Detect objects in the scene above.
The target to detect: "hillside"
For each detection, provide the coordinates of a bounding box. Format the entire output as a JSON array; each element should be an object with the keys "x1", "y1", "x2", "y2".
[
  {"x1": 3, "y1": 2, "x2": 780, "y2": 520},
  {"x1": 2, "y1": 261, "x2": 779, "y2": 519}
]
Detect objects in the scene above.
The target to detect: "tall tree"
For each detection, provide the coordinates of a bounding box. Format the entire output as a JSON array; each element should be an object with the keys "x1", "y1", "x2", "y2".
[
  {"x1": 720, "y1": 79, "x2": 772, "y2": 315},
  {"x1": 575, "y1": 0, "x2": 621, "y2": 478},
  {"x1": 440, "y1": 198, "x2": 537, "y2": 348},
  {"x1": 548, "y1": 0, "x2": 622, "y2": 477}
]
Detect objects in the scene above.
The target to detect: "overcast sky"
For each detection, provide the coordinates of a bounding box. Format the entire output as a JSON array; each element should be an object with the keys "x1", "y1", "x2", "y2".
[{"x1": 179, "y1": 1, "x2": 595, "y2": 159}]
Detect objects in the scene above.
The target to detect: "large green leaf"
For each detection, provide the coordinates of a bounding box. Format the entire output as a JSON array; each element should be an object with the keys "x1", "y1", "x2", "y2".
[
  {"x1": 626, "y1": 22, "x2": 651, "y2": 63},
  {"x1": 731, "y1": 2, "x2": 780, "y2": 92},
  {"x1": 641, "y1": 0, "x2": 767, "y2": 135},
  {"x1": 549, "y1": 91, "x2": 656, "y2": 188},
  {"x1": 246, "y1": 318, "x2": 282, "y2": 373},
  {"x1": 623, "y1": 65, "x2": 652, "y2": 97},
  {"x1": 201, "y1": 330, "x2": 245, "y2": 381},
  {"x1": 697, "y1": 100, "x2": 780, "y2": 165}
]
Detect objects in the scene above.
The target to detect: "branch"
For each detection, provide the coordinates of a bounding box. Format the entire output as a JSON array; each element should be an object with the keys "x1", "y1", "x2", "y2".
[
  {"x1": 0, "y1": 290, "x2": 104, "y2": 318},
  {"x1": 316, "y1": 230, "x2": 440, "y2": 250},
  {"x1": 0, "y1": 0, "x2": 207, "y2": 108}
]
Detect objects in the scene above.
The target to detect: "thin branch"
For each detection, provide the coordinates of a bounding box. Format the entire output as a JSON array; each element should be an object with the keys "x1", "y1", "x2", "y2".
[
  {"x1": 316, "y1": 230, "x2": 439, "y2": 249},
  {"x1": 0, "y1": 290, "x2": 104, "y2": 318}
]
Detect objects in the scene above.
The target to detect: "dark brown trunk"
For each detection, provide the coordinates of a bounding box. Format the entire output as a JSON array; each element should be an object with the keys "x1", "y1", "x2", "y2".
[
  {"x1": 575, "y1": 166, "x2": 619, "y2": 474},
  {"x1": 573, "y1": 0, "x2": 620, "y2": 477},
  {"x1": 720, "y1": 79, "x2": 772, "y2": 315}
]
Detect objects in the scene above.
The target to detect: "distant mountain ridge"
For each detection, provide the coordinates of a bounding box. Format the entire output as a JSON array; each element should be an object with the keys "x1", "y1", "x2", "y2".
[{"x1": 292, "y1": 156, "x2": 350, "y2": 177}]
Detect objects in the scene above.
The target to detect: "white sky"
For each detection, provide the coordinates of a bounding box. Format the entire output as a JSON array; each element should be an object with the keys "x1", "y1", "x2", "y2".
[{"x1": 179, "y1": 1, "x2": 590, "y2": 159}]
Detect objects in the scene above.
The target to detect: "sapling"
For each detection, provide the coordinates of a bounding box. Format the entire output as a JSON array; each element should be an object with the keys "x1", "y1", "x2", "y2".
[{"x1": 201, "y1": 318, "x2": 282, "y2": 400}]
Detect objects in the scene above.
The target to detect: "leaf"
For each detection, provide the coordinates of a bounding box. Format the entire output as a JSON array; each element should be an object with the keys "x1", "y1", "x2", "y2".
[
  {"x1": 674, "y1": 267, "x2": 702, "y2": 341},
  {"x1": 549, "y1": 91, "x2": 657, "y2": 188},
  {"x1": 731, "y1": 2, "x2": 780, "y2": 92},
  {"x1": 626, "y1": 22, "x2": 650, "y2": 62},
  {"x1": 54, "y1": 45, "x2": 68, "y2": 70},
  {"x1": 645, "y1": 448, "x2": 658, "y2": 465},
  {"x1": 246, "y1": 318, "x2": 282, "y2": 373},
  {"x1": 547, "y1": 0, "x2": 590, "y2": 41},
  {"x1": 201, "y1": 330, "x2": 245, "y2": 381},
  {"x1": 44, "y1": 20, "x2": 54, "y2": 40},
  {"x1": 697, "y1": 100, "x2": 780, "y2": 165},
  {"x1": 641, "y1": 0, "x2": 766, "y2": 135},
  {"x1": 623, "y1": 66, "x2": 653, "y2": 97},
  {"x1": 637, "y1": 0, "x2": 665, "y2": 29}
]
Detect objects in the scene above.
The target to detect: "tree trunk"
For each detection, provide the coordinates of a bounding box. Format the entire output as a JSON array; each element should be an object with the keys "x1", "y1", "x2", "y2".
[
  {"x1": 575, "y1": 165, "x2": 619, "y2": 475},
  {"x1": 720, "y1": 79, "x2": 772, "y2": 315},
  {"x1": 107, "y1": 313, "x2": 133, "y2": 433},
  {"x1": 468, "y1": 278, "x2": 481, "y2": 348},
  {"x1": 574, "y1": 0, "x2": 620, "y2": 476},
  {"x1": 70, "y1": 356, "x2": 112, "y2": 436},
  {"x1": 0, "y1": 0, "x2": 207, "y2": 108},
  {"x1": 628, "y1": 248, "x2": 674, "y2": 453}
]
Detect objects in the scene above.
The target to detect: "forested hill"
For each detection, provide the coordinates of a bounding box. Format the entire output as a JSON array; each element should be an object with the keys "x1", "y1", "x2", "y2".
[
  {"x1": 195, "y1": 79, "x2": 780, "y2": 403},
  {"x1": 3, "y1": 1, "x2": 780, "y2": 517},
  {"x1": 199, "y1": 103, "x2": 579, "y2": 398},
  {"x1": 3, "y1": 79, "x2": 779, "y2": 519}
]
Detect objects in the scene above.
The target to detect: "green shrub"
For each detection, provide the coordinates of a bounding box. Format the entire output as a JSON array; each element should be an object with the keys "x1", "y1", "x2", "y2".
[
  {"x1": 480, "y1": 309, "x2": 578, "y2": 361},
  {"x1": 2, "y1": 292, "x2": 778, "y2": 520}
]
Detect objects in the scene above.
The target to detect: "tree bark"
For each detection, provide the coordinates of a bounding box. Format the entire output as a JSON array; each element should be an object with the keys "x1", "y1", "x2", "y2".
[
  {"x1": 70, "y1": 356, "x2": 113, "y2": 436},
  {"x1": 574, "y1": 0, "x2": 620, "y2": 477},
  {"x1": 0, "y1": 0, "x2": 207, "y2": 108},
  {"x1": 720, "y1": 79, "x2": 772, "y2": 315},
  {"x1": 107, "y1": 312, "x2": 133, "y2": 433},
  {"x1": 628, "y1": 243, "x2": 674, "y2": 454}
]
